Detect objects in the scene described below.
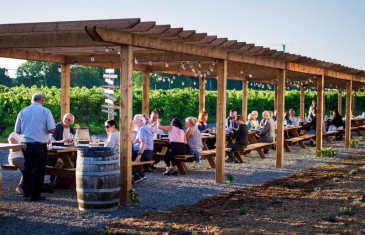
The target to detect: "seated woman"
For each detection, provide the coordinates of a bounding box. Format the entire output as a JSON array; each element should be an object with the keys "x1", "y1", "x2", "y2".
[
  {"x1": 246, "y1": 113, "x2": 259, "y2": 130},
  {"x1": 104, "y1": 119, "x2": 120, "y2": 153},
  {"x1": 227, "y1": 115, "x2": 249, "y2": 162},
  {"x1": 284, "y1": 112, "x2": 292, "y2": 125},
  {"x1": 157, "y1": 118, "x2": 187, "y2": 176},
  {"x1": 197, "y1": 111, "x2": 215, "y2": 149},
  {"x1": 8, "y1": 132, "x2": 24, "y2": 194},
  {"x1": 185, "y1": 117, "x2": 204, "y2": 163},
  {"x1": 329, "y1": 109, "x2": 344, "y2": 140}
]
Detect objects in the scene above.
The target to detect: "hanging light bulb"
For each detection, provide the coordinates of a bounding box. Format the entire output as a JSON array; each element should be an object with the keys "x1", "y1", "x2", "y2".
[
  {"x1": 248, "y1": 74, "x2": 253, "y2": 78},
  {"x1": 40, "y1": 68, "x2": 45, "y2": 76},
  {"x1": 177, "y1": 71, "x2": 181, "y2": 76},
  {"x1": 182, "y1": 81, "x2": 185, "y2": 86},
  {"x1": 192, "y1": 68, "x2": 195, "y2": 73},
  {"x1": 149, "y1": 59, "x2": 153, "y2": 66},
  {"x1": 23, "y1": 71, "x2": 27, "y2": 76},
  {"x1": 105, "y1": 47, "x2": 109, "y2": 52},
  {"x1": 158, "y1": 76, "x2": 162, "y2": 81},
  {"x1": 209, "y1": 66, "x2": 213, "y2": 72},
  {"x1": 134, "y1": 58, "x2": 138, "y2": 64},
  {"x1": 240, "y1": 69, "x2": 243, "y2": 74},
  {"x1": 181, "y1": 62, "x2": 186, "y2": 70},
  {"x1": 4, "y1": 69, "x2": 9, "y2": 76},
  {"x1": 58, "y1": 66, "x2": 61, "y2": 73},
  {"x1": 212, "y1": 60, "x2": 216, "y2": 66},
  {"x1": 193, "y1": 81, "x2": 196, "y2": 86},
  {"x1": 206, "y1": 71, "x2": 210, "y2": 76},
  {"x1": 163, "y1": 78, "x2": 166, "y2": 82},
  {"x1": 171, "y1": 80, "x2": 174, "y2": 84},
  {"x1": 117, "y1": 50, "x2": 120, "y2": 55},
  {"x1": 165, "y1": 61, "x2": 169, "y2": 68},
  {"x1": 198, "y1": 62, "x2": 201, "y2": 68},
  {"x1": 90, "y1": 55, "x2": 95, "y2": 62}
]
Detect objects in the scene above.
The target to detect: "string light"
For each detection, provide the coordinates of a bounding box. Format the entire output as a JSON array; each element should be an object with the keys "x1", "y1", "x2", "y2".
[
  {"x1": 182, "y1": 81, "x2": 185, "y2": 86},
  {"x1": 90, "y1": 55, "x2": 95, "y2": 62},
  {"x1": 134, "y1": 58, "x2": 139, "y2": 64},
  {"x1": 23, "y1": 71, "x2": 27, "y2": 76},
  {"x1": 198, "y1": 62, "x2": 201, "y2": 68},
  {"x1": 4, "y1": 69, "x2": 9, "y2": 76},
  {"x1": 165, "y1": 61, "x2": 169, "y2": 68},
  {"x1": 105, "y1": 47, "x2": 110, "y2": 53},
  {"x1": 240, "y1": 69, "x2": 243, "y2": 74},
  {"x1": 149, "y1": 59, "x2": 153, "y2": 66}
]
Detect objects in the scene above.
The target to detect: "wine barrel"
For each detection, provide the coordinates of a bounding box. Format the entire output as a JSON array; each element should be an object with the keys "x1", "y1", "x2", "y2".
[{"x1": 76, "y1": 147, "x2": 120, "y2": 211}]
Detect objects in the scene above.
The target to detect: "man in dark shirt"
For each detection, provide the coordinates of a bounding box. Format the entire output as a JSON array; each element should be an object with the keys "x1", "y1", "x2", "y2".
[{"x1": 226, "y1": 115, "x2": 248, "y2": 162}]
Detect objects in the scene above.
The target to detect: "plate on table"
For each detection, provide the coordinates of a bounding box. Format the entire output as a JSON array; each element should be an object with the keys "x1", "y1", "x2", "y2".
[
  {"x1": 51, "y1": 146, "x2": 66, "y2": 150},
  {"x1": 76, "y1": 144, "x2": 89, "y2": 147}
]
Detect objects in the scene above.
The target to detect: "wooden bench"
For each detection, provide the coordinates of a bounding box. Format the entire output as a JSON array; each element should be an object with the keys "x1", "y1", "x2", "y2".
[
  {"x1": 131, "y1": 160, "x2": 155, "y2": 167},
  {"x1": 173, "y1": 155, "x2": 195, "y2": 175},
  {"x1": 322, "y1": 131, "x2": 339, "y2": 143},
  {"x1": 200, "y1": 148, "x2": 232, "y2": 168},
  {"x1": 284, "y1": 134, "x2": 315, "y2": 152},
  {"x1": 337, "y1": 126, "x2": 361, "y2": 136},
  {"x1": 233, "y1": 142, "x2": 276, "y2": 162},
  {"x1": 1, "y1": 164, "x2": 18, "y2": 171}
]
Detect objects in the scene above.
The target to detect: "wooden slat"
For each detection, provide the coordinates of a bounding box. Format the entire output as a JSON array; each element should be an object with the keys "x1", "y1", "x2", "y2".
[
  {"x1": 60, "y1": 64, "x2": 70, "y2": 121},
  {"x1": 345, "y1": 80, "x2": 352, "y2": 148},
  {"x1": 276, "y1": 69, "x2": 286, "y2": 168},
  {"x1": 136, "y1": 25, "x2": 170, "y2": 35},
  {"x1": 142, "y1": 71, "x2": 150, "y2": 115}
]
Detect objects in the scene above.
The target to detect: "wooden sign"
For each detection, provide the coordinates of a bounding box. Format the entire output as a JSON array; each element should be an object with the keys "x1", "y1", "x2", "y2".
[
  {"x1": 105, "y1": 99, "x2": 114, "y2": 105},
  {"x1": 102, "y1": 109, "x2": 117, "y2": 116},
  {"x1": 104, "y1": 88, "x2": 114, "y2": 95},
  {"x1": 104, "y1": 78, "x2": 115, "y2": 85},
  {"x1": 105, "y1": 69, "x2": 115, "y2": 74},
  {"x1": 103, "y1": 93, "x2": 117, "y2": 101}
]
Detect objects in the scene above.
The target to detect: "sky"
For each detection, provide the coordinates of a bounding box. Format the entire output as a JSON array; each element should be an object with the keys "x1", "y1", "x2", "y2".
[{"x1": 0, "y1": 0, "x2": 364, "y2": 77}]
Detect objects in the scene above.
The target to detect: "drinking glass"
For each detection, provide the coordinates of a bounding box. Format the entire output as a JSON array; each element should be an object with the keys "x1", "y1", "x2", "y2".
[{"x1": 91, "y1": 135, "x2": 96, "y2": 143}]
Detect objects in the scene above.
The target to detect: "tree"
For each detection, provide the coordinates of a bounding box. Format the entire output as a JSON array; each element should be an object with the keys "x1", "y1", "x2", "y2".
[
  {"x1": 14, "y1": 61, "x2": 61, "y2": 87},
  {"x1": 0, "y1": 68, "x2": 13, "y2": 87},
  {"x1": 71, "y1": 66, "x2": 104, "y2": 88}
]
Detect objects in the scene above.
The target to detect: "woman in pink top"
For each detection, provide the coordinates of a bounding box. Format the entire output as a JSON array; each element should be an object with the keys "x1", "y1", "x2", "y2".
[{"x1": 157, "y1": 118, "x2": 187, "y2": 176}]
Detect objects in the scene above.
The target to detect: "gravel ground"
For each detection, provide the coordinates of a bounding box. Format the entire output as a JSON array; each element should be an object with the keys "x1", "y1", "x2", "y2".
[{"x1": 0, "y1": 138, "x2": 359, "y2": 235}]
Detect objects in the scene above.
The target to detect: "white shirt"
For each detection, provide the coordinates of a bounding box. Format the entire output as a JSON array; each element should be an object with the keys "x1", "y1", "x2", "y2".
[{"x1": 8, "y1": 132, "x2": 24, "y2": 161}]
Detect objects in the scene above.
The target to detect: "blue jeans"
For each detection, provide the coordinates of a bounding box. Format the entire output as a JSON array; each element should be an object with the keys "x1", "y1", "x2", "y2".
[{"x1": 190, "y1": 149, "x2": 200, "y2": 162}]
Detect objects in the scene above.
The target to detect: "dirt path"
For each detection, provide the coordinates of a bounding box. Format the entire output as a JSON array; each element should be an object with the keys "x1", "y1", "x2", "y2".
[{"x1": 105, "y1": 155, "x2": 365, "y2": 234}]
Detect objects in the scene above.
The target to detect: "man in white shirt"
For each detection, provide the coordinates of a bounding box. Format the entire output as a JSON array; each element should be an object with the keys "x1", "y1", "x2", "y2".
[{"x1": 289, "y1": 109, "x2": 298, "y2": 125}]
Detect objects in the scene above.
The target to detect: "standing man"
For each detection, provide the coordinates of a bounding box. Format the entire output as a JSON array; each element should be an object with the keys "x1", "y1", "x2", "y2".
[{"x1": 15, "y1": 93, "x2": 56, "y2": 201}]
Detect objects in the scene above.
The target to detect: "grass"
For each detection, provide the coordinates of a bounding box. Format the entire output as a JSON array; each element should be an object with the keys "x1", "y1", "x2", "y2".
[{"x1": 226, "y1": 173, "x2": 234, "y2": 184}]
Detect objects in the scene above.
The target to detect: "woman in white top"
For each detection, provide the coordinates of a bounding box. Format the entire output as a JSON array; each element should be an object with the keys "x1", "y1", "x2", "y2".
[
  {"x1": 104, "y1": 120, "x2": 120, "y2": 154},
  {"x1": 8, "y1": 132, "x2": 24, "y2": 194}
]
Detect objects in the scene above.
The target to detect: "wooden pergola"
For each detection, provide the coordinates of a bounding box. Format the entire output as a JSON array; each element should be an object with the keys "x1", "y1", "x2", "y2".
[{"x1": 1, "y1": 18, "x2": 365, "y2": 205}]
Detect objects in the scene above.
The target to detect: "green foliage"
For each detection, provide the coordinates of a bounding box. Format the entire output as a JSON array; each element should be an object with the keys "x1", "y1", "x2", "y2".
[
  {"x1": 325, "y1": 213, "x2": 337, "y2": 222},
  {"x1": 239, "y1": 204, "x2": 248, "y2": 215},
  {"x1": 226, "y1": 172, "x2": 234, "y2": 184},
  {"x1": 129, "y1": 189, "x2": 139, "y2": 204},
  {"x1": 358, "y1": 136, "x2": 365, "y2": 141},
  {"x1": 258, "y1": 201, "x2": 267, "y2": 211},
  {"x1": 312, "y1": 147, "x2": 336, "y2": 157},
  {"x1": 338, "y1": 206, "x2": 355, "y2": 216},
  {"x1": 0, "y1": 68, "x2": 13, "y2": 86},
  {"x1": 350, "y1": 139, "x2": 359, "y2": 148}
]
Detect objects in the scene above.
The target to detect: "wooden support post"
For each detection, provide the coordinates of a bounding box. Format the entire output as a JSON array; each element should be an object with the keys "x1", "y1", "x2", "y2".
[
  {"x1": 352, "y1": 91, "x2": 356, "y2": 116},
  {"x1": 215, "y1": 59, "x2": 227, "y2": 183},
  {"x1": 300, "y1": 85, "x2": 305, "y2": 120},
  {"x1": 338, "y1": 89, "x2": 342, "y2": 115},
  {"x1": 316, "y1": 74, "x2": 324, "y2": 150},
  {"x1": 142, "y1": 71, "x2": 150, "y2": 116},
  {"x1": 119, "y1": 45, "x2": 133, "y2": 205},
  {"x1": 276, "y1": 70, "x2": 285, "y2": 168},
  {"x1": 199, "y1": 76, "x2": 206, "y2": 113},
  {"x1": 60, "y1": 63, "x2": 70, "y2": 121},
  {"x1": 242, "y1": 79, "x2": 248, "y2": 121},
  {"x1": 274, "y1": 84, "x2": 278, "y2": 112},
  {"x1": 345, "y1": 80, "x2": 352, "y2": 148}
]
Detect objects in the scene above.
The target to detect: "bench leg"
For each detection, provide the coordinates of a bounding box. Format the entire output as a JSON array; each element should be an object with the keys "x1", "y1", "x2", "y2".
[
  {"x1": 233, "y1": 152, "x2": 244, "y2": 163},
  {"x1": 255, "y1": 149, "x2": 266, "y2": 159},
  {"x1": 284, "y1": 143, "x2": 291, "y2": 152},
  {"x1": 204, "y1": 156, "x2": 216, "y2": 168},
  {"x1": 298, "y1": 141, "x2": 306, "y2": 149},
  {"x1": 176, "y1": 162, "x2": 188, "y2": 175}
]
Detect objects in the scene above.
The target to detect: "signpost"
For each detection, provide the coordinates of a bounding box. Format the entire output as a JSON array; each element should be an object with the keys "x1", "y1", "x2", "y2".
[{"x1": 102, "y1": 69, "x2": 119, "y2": 120}]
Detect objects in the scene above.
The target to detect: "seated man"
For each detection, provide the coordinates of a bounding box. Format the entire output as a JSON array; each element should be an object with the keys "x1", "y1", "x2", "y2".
[
  {"x1": 47, "y1": 113, "x2": 76, "y2": 185},
  {"x1": 132, "y1": 114, "x2": 154, "y2": 183},
  {"x1": 289, "y1": 109, "x2": 298, "y2": 125},
  {"x1": 226, "y1": 109, "x2": 238, "y2": 131},
  {"x1": 257, "y1": 111, "x2": 275, "y2": 154},
  {"x1": 226, "y1": 115, "x2": 249, "y2": 162}
]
